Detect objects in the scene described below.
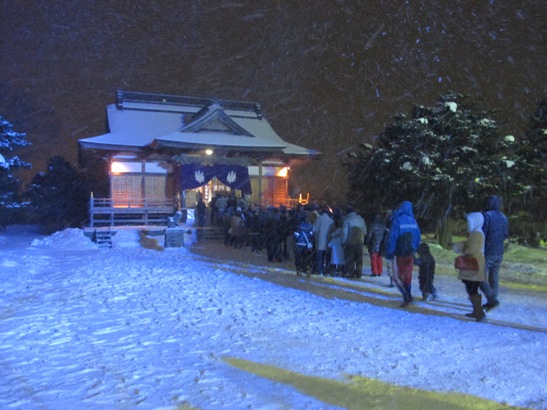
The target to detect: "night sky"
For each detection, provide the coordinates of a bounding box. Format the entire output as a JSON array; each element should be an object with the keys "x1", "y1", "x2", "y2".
[{"x1": 1, "y1": 1, "x2": 545, "y2": 201}]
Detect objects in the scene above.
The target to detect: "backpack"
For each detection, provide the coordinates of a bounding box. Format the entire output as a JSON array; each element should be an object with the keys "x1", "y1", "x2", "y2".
[{"x1": 395, "y1": 232, "x2": 414, "y2": 256}]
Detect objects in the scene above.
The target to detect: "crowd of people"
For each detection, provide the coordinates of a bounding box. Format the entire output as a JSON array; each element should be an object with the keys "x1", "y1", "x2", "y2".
[
  {"x1": 202, "y1": 194, "x2": 373, "y2": 279},
  {"x1": 195, "y1": 193, "x2": 508, "y2": 319}
]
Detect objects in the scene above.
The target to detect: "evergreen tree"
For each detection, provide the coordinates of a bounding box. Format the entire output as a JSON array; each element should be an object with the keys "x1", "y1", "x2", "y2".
[
  {"x1": 343, "y1": 93, "x2": 523, "y2": 247},
  {"x1": 0, "y1": 116, "x2": 31, "y2": 229},
  {"x1": 509, "y1": 98, "x2": 547, "y2": 245},
  {"x1": 25, "y1": 156, "x2": 89, "y2": 233},
  {"x1": 516, "y1": 98, "x2": 547, "y2": 212}
]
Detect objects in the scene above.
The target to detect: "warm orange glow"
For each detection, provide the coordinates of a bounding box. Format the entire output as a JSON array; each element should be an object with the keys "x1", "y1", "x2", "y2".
[
  {"x1": 299, "y1": 193, "x2": 310, "y2": 205},
  {"x1": 276, "y1": 167, "x2": 289, "y2": 178},
  {"x1": 111, "y1": 161, "x2": 129, "y2": 174}
]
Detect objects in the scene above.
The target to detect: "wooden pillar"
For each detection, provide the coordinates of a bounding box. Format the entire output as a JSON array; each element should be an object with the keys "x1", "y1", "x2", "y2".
[
  {"x1": 258, "y1": 161, "x2": 263, "y2": 206},
  {"x1": 141, "y1": 160, "x2": 146, "y2": 203},
  {"x1": 89, "y1": 192, "x2": 94, "y2": 227}
]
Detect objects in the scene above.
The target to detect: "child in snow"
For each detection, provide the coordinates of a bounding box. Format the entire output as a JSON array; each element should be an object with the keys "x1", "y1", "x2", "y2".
[{"x1": 414, "y1": 242, "x2": 437, "y2": 301}]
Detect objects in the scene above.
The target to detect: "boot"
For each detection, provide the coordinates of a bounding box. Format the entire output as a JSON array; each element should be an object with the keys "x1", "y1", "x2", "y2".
[
  {"x1": 404, "y1": 284, "x2": 413, "y2": 302},
  {"x1": 469, "y1": 294, "x2": 486, "y2": 322},
  {"x1": 399, "y1": 285, "x2": 413, "y2": 307},
  {"x1": 483, "y1": 300, "x2": 500, "y2": 312}
]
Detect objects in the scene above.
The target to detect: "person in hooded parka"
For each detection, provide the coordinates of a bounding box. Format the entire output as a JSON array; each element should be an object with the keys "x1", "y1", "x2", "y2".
[{"x1": 454, "y1": 212, "x2": 487, "y2": 321}]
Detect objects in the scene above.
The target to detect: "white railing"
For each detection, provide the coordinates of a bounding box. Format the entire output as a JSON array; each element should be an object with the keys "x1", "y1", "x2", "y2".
[{"x1": 89, "y1": 195, "x2": 177, "y2": 227}]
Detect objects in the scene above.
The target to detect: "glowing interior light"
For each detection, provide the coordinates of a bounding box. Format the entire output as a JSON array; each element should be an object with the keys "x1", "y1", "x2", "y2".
[
  {"x1": 111, "y1": 162, "x2": 129, "y2": 173},
  {"x1": 205, "y1": 149, "x2": 213, "y2": 156},
  {"x1": 276, "y1": 167, "x2": 289, "y2": 177}
]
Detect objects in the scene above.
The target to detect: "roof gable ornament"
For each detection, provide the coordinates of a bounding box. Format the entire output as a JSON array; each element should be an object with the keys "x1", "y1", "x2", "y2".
[{"x1": 180, "y1": 104, "x2": 254, "y2": 137}]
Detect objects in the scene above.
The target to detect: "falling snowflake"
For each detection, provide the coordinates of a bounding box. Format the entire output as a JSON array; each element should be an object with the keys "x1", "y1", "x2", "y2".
[
  {"x1": 401, "y1": 162, "x2": 412, "y2": 171},
  {"x1": 227, "y1": 171, "x2": 237, "y2": 184},
  {"x1": 194, "y1": 170, "x2": 205, "y2": 183}
]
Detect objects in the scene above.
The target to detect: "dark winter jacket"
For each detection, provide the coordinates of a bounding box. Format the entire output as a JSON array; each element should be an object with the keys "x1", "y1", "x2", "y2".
[
  {"x1": 482, "y1": 195, "x2": 509, "y2": 256},
  {"x1": 385, "y1": 201, "x2": 421, "y2": 260},
  {"x1": 278, "y1": 208, "x2": 293, "y2": 238},
  {"x1": 366, "y1": 216, "x2": 386, "y2": 254},
  {"x1": 379, "y1": 212, "x2": 393, "y2": 256},
  {"x1": 263, "y1": 207, "x2": 281, "y2": 239},
  {"x1": 196, "y1": 200, "x2": 207, "y2": 226},
  {"x1": 230, "y1": 212, "x2": 246, "y2": 238},
  {"x1": 294, "y1": 220, "x2": 314, "y2": 249},
  {"x1": 414, "y1": 243, "x2": 435, "y2": 280}
]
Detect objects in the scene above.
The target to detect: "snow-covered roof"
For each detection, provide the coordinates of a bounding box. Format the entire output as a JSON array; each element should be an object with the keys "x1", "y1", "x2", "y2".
[{"x1": 79, "y1": 91, "x2": 320, "y2": 159}]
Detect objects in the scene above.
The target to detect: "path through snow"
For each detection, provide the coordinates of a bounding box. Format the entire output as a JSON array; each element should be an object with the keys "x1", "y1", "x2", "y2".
[{"x1": 0, "y1": 227, "x2": 546, "y2": 409}]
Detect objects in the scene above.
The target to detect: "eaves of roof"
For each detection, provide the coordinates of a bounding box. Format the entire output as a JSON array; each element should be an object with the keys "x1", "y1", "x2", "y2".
[{"x1": 78, "y1": 93, "x2": 321, "y2": 159}]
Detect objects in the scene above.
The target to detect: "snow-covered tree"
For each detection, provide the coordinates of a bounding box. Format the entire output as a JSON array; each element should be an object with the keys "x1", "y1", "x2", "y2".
[
  {"x1": 516, "y1": 98, "x2": 547, "y2": 208},
  {"x1": 25, "y1": 156, "x2": 89, "y2": 233},
  {"x1": 343, "y1": 93, "x2": 523, "y2": 247},
  {"x1": 509, "y1": 98, "x2": 547, "y2": 245},
  {"x1": 0, "y1": 116, "x2": 31, "y2": 229}
]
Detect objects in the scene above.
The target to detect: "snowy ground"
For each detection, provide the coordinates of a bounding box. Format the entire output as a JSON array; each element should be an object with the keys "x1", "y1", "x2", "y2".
[{"x1": 0, "y1": 225, "x2": 546, "y2": 410}]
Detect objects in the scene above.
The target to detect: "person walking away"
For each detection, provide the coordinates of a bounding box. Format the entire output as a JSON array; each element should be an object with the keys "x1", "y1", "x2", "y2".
[
  {"x1": 454, "y1": 212, "x2": 487, "y2": 321},
  {"x1": 480, "y1": 195, "x2": 509, "y2": 311},
  {"x1": 214, "y1": 194, "x2": 228, "y2": 227},
  {"x1": 209, "y1": 194, "x2": 219, "y2": 226},
  {"x1": 414, "y1": 242, "x2": 437, "y2": 301},
  {"x1": 366, "y1": 214, "x2": 386, "y2": 277},
  {"x1": 229, "y1": 207, "x2": 246, "y2": 248},
  {"x1": 195, "y1": 197, "x2": 207, "y2": 242},
  {"x1": 306, "y1": 203, "x2": 320, "y2": 270},
  {"x1": 385, "y1": 201, "x2": 421, "y2": 307},
  {"x1": 327, "y1": 215, "x2": 345, "y2": 276},
  {"x1": 263, "y1": 206, "x2": 282, "y2": 262},
  {"x1": 247, "y1": 206, "x2": 262, "y2": 253},
  {"x1": 293, "y1": 213, "x2": 314, "y2": 277},
  {"x1": 222, "y1": 205, "x2": 235, "y2": 246},
  {"x1": 278, "y1": 206, "x2": 292, "y2": 261},
  {"x1": 342, "y1": 206, "x2": 367, "y2": 279},
  {"x1": 381, "y1": 210, "x2": 395, "y2": 287},
  {"x1": 313, "y1": 207, "x2": 334, "y2": 275}
]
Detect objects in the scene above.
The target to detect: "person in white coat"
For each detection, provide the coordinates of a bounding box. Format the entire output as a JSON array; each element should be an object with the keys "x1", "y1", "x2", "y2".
[
  {"x1": 312, "y1": 207, "x2": 334, "y2": 275},
  {"x1": 326, "y1": 207, "x2": 345, "y2": 276}
]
